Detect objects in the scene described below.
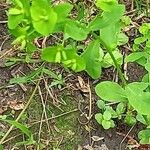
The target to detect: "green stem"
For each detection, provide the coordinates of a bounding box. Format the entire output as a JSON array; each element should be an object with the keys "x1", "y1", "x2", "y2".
[
  {"x1": 8, "y1": 58, "x2": 42, "y2": 63},
  {"x1": 99, "y1": 38, "x2": 127, "y2": 86}
]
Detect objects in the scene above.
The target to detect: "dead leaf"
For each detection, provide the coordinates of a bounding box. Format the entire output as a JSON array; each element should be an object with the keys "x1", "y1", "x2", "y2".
[
  {"x1": 7, "y1": 100, "x2": 24, "y2": 110},
  {"x1": 76, "y1": 76, "x2": 89, "y2": 94},
  {"x1": 91, "y1": 136, "x2": 104, "y2": 142},
  {"x1": 127, "y1": 138, "x2": 140, "y2": 149}
]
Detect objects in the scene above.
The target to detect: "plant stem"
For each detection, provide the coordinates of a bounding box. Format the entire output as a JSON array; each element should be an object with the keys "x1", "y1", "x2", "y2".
[
  {"x1": 8, "y1": 58, "x2": 42, "y2": 63},
  {"x1": 99, "y1": 38, "x2": 127, "y2": 86}
]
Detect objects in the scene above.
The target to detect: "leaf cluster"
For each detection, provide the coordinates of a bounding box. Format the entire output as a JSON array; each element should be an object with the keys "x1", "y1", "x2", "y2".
[{"x1": 7, "y1": 0, "x2": 128, "y2": 77}]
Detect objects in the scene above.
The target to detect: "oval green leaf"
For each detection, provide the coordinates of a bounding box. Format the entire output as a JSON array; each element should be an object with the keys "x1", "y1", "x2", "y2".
[{"x1": 95, "y1": 81, "x2": 127, "y2": 102}]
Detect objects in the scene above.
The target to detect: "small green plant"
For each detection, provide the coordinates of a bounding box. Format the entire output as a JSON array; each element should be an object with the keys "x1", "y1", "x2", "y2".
[
  {"x1": 95, "y1": 23, "x2": 150, "y2": 145},
  {"x1": 126, "y1": 23, "x2": 150, "y2": 81},
  {"x1": 95, "y1": 100, "x2": 126, "y2": 129},
  {"x1": 5, "y1": 0, "x2": 150, "y2": 147},
  {"x1": 95, "y1": 81, "x2": 150, "y2": 144},
  {"x1": 95, "y1": 100, "x2": 122, "y2": 129}
]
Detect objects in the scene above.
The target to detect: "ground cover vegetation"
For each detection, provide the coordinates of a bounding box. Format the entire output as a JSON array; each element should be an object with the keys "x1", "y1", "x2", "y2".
[{"x1": 0, "y1": 0, "x2": 150, "y2": 149}]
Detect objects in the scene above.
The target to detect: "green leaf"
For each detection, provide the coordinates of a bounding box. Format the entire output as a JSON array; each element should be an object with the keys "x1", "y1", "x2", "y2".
[
  {"x1": 138, "y1": 129, "x2": 150, "y2": 144},
  {"x1": 142, "y1": 74, "x2": 149, "y2": 83},
  {"x1": 102, "y1": 50, "x2": 122, "y2": 68},
  {"x1": 103, "y1": 110, "x2": 112, "y2": 120},
  {"x1": 100, "y1": 21, "x2": 121, "y2": 50},
  {"x1": 89, "y1": 4, "x2": 125, "y2": 31},
  {"x1": 116, "y1": 103, "x2": 125, "y2": 114},
  {"x1": 97, "y1": 100, "x2": 105, "y2": 110},
  {"x1": 9, "y1": 26, "x2": 28, "y2": 37},
  {"x1": 110, "y1": 120, "x2": 115, "y2": 128},
  {"x1": 0, "y1": 115, "x2": 7, "y2": 120},
  {"x1": 72, "y1": 56, "x2": 86, "y2": 72},
  {"x1": 42, "y1": 46, "x2": 85, "y2": 72},
  {"x1": 41, "y1": 46, "x2": 64, "y2": 63},
  {"x1": 136, "y1": 114, "x2": 147, "y2": 125},
  {"x1": 139, "y1": 23, "x2": 150, "y2": 35},
  {"x1": 12, "y1": 0, "x2": 23, "y2": 7},
  {"x1": 96, "y1": 0, "x2": 118, "y2": 11},
  {"x1": 106, "y1": 106, "x2": 117, "y2": 118},
  {"x1": 134, "y1": 37, "x2": 147, "y2": 44},
  {"x1": 125, "y1": 82, "x2": 150, "y2": 116},
  {"x1": 125, "y1": 82, "x2": 149, "y2": 94},
  {"x1": 117, "y1": 33, "x2": 128, "y2": 46},
  {"x1": 30, "y1": 0, "x2": 57, "y2": 35},
  {"x1": 8, "y1": 14, "x2": 24, "y2": 29},
  {"x1": 125, "y1": 52, "x2": 147, "y2": 63},
  {"x1": 95, "y1": 113, "x2": 103, "y2": 124},
  {"x1": 53, "y1": 3, "x2": 73, "y2": 22},
  {"x1": 63, "y1": 55, "x2": 86, "y2": 72},
  {"x1": 102, "y1": 120, "x2": 112, "y2": 129},
  {"x1": 0, "y1": 118, "x2": 35, "y2": 145},
  {"x1": 8, "y1": 0, "x2": 25, "y2": 29},
  {"x1": 145, "y1": 61, "x2": 150, "y2": 72},
  {"x1": 146, "y1": 40, "x2": 150, "y2": 48},
  {"x1": 43, "y1": 68, "x2": 59, "y2": 79},
  {"x1": 64, "y1": 20, "x2": 89, "y2": 41},
  {"x1": 95, "y1": 81, "x2": 127, "y2": 102},
  {"x1": 124, "y1": 113, "x2": 136, "y2": 125},
  {"x1": 9, "y1": 8, "x2": 22, "y2": 15},
  {"x1": 82, "y1": 40, "x2": 102, "y2": 79},
  {"x1": 8, "y1": 0, "x2": 30, "y2": 29},
  {"x1": 26, "y1": 42, "x2": 36, "y2": 53},
  {"x1": 121, "y1": 16, "x2": 131, "y2": 26},
  {"x1": 53, "y1": 22, "x2": 65, "y2": 32},
  {"x1": 127, "y1": 92, "x2": 150, "y2": 116},
  {"x1": 76, "y1": 2, "x2": 85, "y2": 21}
]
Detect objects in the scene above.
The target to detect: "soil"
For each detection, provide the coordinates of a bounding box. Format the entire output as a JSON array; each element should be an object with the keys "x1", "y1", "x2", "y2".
[
  {"x1": 0, "y1": 1, "x2": 149, "y2": 150},
  {"x1": 127, "y1": 63, "x2": 146, "y2": 82}
]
